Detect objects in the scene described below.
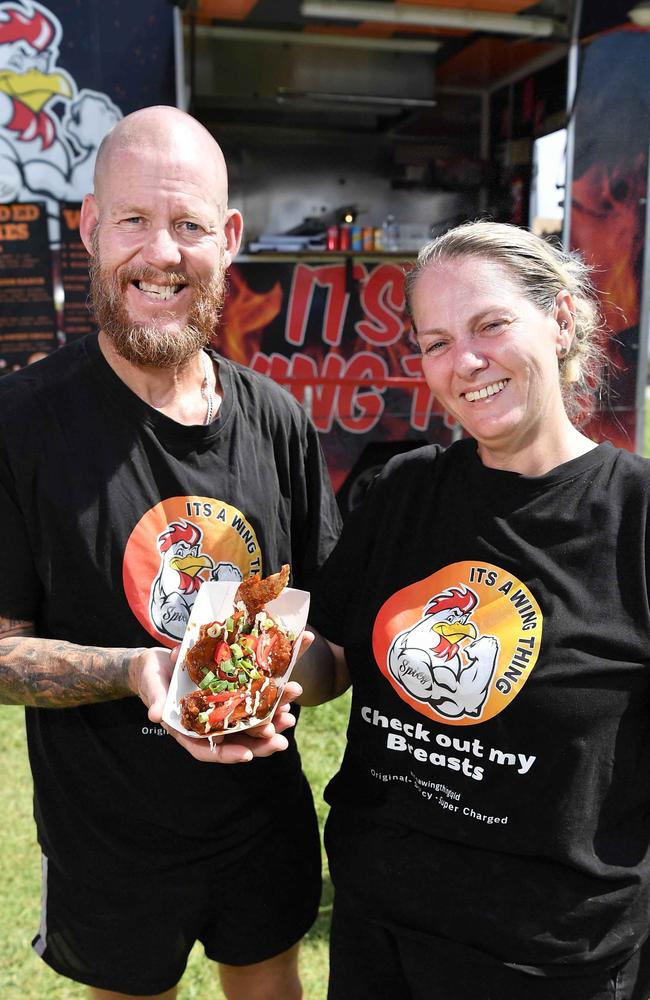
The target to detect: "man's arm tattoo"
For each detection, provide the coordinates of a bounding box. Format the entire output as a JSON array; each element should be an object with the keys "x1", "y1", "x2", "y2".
[{"x1": 0, "y1": 620, "x2": 137, "y2": 707}]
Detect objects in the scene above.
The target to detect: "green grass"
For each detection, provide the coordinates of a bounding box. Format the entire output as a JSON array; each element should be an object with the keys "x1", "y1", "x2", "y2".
[{"x1": 0, "y1": 694, "x2": 351, "y2": 999}]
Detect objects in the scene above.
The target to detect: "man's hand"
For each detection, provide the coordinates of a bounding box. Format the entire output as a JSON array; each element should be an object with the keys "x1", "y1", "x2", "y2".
[
  {"x1": 130, "y1": 647, "x2": 303, "y2": 764},
  {"x1": 128, "y1": 645, "x2": 176, "y2": 719}
]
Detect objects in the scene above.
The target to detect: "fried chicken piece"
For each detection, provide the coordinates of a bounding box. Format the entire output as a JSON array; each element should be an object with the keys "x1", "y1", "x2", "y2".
[
  {"x1": 180, "y1": 688, "x2": 211, "y2": 730},
  {"x1": 184, "y1": 611, "x2": 246, "y2": 685},
  {"x1": 184, "y1": 629, "x2": 219, "y2": 686},
  {"x1": 236, "y1": 564, "x2": 290, "y2": 619},
  {"x1": 180, "y1": 678, "x2": 278, "y2": 735}
]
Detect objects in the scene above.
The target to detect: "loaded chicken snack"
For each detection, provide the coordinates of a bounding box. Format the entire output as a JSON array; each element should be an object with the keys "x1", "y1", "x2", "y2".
[{"x1": 175, "y1": 565, "x2": 302, "y2": 736}]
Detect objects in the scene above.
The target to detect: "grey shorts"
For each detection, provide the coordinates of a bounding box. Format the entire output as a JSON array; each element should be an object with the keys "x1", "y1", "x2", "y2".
[{"x1": 32, "y1": 782, "x2": 322, "y2": 995}]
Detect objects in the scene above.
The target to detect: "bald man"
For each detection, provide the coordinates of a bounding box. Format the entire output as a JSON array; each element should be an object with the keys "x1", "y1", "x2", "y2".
[{"x1": 0, "y1": 107, "x2": 341, "y2": 999}]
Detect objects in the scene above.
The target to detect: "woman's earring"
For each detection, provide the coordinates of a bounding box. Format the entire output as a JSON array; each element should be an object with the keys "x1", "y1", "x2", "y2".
[{"x1": 558, "y1": 320, "x2": 569, "y2": 357}]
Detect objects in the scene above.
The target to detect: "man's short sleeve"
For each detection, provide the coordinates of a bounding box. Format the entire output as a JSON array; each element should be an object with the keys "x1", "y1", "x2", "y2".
[{"x1": 290, "y1": 414, "x2": 342, "y2": 592}]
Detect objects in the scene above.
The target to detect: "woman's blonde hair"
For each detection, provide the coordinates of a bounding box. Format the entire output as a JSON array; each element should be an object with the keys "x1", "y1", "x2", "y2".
[{"x1": 404, "y1": 220, "x2": 607, "y2": 423}]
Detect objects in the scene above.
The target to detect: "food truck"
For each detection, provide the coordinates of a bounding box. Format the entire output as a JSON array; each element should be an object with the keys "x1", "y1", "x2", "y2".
[{"x1": 1, "y1": 0, "x2": 648, "y2": 510}]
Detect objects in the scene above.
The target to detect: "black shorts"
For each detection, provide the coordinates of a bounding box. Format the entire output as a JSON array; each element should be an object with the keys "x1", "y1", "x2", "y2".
[
  {"x1": 32, "y1": 781, "x2": 322, "y2": 996},
  {"x1": 328, "y1": 891, "x2": 650, "y2": 1000}
]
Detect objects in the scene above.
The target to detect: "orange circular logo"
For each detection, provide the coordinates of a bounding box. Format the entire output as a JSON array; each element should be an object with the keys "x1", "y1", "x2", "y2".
[
  {"x1": 123, "y1": 496, "x2": 262, "y2": 646},
  {"x1": 372, "y1": 561, "x2": 542, "y2": 726}
]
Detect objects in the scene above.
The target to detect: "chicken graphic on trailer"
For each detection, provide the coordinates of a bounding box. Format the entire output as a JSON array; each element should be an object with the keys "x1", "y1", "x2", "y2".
[
  {"x1": 0, "y1": 0, "x2": 121, "y2": 238},
  {"x1": 387, "y1": 586, "x2": 499, "y2": 720}
]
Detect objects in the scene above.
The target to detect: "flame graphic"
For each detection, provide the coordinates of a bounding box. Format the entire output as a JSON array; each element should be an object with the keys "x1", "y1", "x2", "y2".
[
  {"x1": 571, "y1": 153, "x2": 647, "y2": 336},
  {"x1": 216, "y1": 266, "x2": 283, "y2": 364}
]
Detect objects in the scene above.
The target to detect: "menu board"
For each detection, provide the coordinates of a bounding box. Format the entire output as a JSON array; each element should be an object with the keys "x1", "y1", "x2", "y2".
[
  {"x1": 60, "y1": 202, "x2": 94, "y2": 343},
  {"x1": 0, "y1": 203, "x2": 57, "y2": 372}
]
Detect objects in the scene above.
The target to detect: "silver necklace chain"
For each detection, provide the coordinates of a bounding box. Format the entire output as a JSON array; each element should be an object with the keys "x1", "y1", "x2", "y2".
[{"x1": 201, "y1": 350, "x2": 214, "y2": 425}]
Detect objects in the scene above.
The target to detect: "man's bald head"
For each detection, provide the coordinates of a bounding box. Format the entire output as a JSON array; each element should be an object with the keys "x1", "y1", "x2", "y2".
[
  {"x1": 80, "y1": 103, "x2": 244, "y2": 370},
  {"x1": 93, "y1": 106, "x2": 228, "y2": 203}
]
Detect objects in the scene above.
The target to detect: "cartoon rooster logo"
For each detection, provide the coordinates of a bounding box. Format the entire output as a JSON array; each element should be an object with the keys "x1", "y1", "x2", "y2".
[
  {"x1": 150, "y1": 520, "x2": 215, "y2": 642},
  {"x1": 387, "y1": 586, "x2": 499, "y2": 720},
  {"x1": 0, "y1": 1, "x2": 121, "y2": 239}
]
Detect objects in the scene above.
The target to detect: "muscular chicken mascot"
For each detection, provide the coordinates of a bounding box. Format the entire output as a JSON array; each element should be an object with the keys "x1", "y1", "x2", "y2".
[{"x1": 387, "y1": 586, "x2": 499, "y2": 719}]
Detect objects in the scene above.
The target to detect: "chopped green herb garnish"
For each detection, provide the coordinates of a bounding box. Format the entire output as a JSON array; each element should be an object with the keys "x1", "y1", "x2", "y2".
[{"x1": 199, "y1": 670, "x2": 216, "y2": 689}]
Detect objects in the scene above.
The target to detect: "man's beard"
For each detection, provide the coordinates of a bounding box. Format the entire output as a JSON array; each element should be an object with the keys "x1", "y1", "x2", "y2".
[{"x1": 88, "y1": 249, "x2": 227, "y2": 369}]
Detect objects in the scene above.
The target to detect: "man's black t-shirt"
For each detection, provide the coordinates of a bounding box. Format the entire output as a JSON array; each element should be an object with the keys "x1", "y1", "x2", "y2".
[
  {"x1": 0, "y1": 333, "x2": 341, "y2": 878},
  {"x1": 310, "y1": 438, "x2": 650, "y2": 977}
]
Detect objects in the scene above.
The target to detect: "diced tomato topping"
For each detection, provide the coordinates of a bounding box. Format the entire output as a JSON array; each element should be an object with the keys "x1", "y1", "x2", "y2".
[
  {"x1": 213, "y1": 641, "x2": 231, "y2": 665},
  {"x1": 205, "y1": 692, "x2": 234, "y2": 704},
  {"x1": 208, "y1": 689, "x2": 247, "y2": 725},
  {"x1": 256, "y1": 631, "x2": 279, "y2": 672},
  {"x1": 240, "y1": 634, "x2": 258, "y2": 653}
]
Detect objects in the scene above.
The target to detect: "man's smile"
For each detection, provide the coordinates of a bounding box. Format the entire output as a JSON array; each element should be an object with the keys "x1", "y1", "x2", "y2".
[{"x1": 133, "y1": 280, "x2": 187, "y2": 301}]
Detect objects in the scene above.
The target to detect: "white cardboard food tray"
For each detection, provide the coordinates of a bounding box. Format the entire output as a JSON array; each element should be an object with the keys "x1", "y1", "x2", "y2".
[{"x1": 162, "y1": 580, "x2": 310, "y2": 738}]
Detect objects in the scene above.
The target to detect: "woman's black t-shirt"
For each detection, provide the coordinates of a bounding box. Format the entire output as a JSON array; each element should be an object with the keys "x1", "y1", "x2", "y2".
[{"x1": 310, "y1": 438, "x2": 650, "y2": 976}]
